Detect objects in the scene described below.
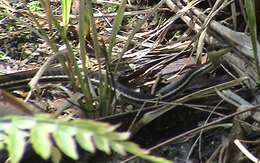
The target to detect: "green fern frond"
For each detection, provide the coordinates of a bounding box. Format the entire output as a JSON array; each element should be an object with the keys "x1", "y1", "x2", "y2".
[{"x1": 0, "y1": 115, "x2": 171, "y2": 163}]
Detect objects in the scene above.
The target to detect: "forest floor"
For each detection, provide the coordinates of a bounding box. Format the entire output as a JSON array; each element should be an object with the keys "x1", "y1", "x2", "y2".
[{"x1": 1, "y1": 0, "x2": 260, "y2": 162}]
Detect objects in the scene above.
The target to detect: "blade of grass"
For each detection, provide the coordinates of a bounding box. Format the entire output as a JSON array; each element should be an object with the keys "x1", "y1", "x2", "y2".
[
  {"x1": 85, "y1": 1, "x2": 102, "y2": 70},
  {"x1": 107, "y1": 0, "x2": 128, "y2": 62},
  {"x1": 61, "y1": 0, "x2": 72, "y2": 30},
  {"x1": 78, "y1": 0, "x2": 91, "y2": 69},
  {"x1": 245, "y1": 0, "x2": 260, "y2": 83},
  {"x1": 36, "y1": 0, "x2": 76, "y2": 90},
  {"x1": 39, "y1": 2, "x2": 95, "y2": 113},
  {"x1": 85, "y1": 1, "x2": 111, "y2": 116},
  {"x1": 52, "y1": 17, "x2": 95, "y2": 112}
]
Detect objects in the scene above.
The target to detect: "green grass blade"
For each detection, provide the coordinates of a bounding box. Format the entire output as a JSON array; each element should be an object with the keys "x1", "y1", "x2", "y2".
[
  {"x1": 85, "y1": 1, "x2": 112, "y2": 116},
  {"x1": 107, "y1": 0, "x2": 127, "y2": 61},
  {"x1": 78, "y1": 0, "x2": 91, "y2": 69},
  {"x1": 51, "y1": 16, "x2": 94, "y2": 112},
  {"x1": 61, "y1": 0, "x2": 72, "y2": 30},
  {"x1": 245, "y1": 0, "x2": 260, "y2": 82}
]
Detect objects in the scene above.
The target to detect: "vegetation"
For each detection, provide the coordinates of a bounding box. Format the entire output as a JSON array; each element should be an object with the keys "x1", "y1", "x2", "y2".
[
  {"x1": 27, "y1": 1, "x2": 41, "y2": 12},
  {"x1": 0, "y1": 0, "x2": 259, "y2": 162},
  {"x1": 0, "y1": 114, "x2": 170, "y2": 163}
]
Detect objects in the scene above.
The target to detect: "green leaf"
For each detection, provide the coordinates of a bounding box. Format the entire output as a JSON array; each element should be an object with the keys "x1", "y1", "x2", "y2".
[
  {"x1": 208, "y1": 48, "x2": 231, "y2": 64},
  {"x1": 0, "y1": 133, "x2": 5, "y2": 150},
  {"x1": 110, "y1": 142, "x2": 126, "y2": 155},
  {"x1": 0, "y1": 115, "x2": 171, "y2": 163},
  {"x1": 31, "y1": 124, "x2": 54, "y2": 160},
  {"x1": 61, "y1": 0, "x2": 72, "y2": 30},
  {"x1": 76, "y1": 130, "x2": 95, "y2": 153},
  {"x1": 0, "y1": 122, "x2": 11, "y2": 130},
  {"x1": 51, "y1": 146, "x2": 62, "y2": 163},
  {"x1": 5, "y1": 123, "x2": 27, "y2": 163},
  {"x1": 15, "y1": 118, "x2": 36, "y2": 130},
  {"x1": 0, "y1": 132, "x2": 5, "y2": 140},
  {"x1": 106, "y1": 132, "x2": 130, "y2": 141},
  {"x1": 27, "y1": 1, "x2": 41, "y2": 12},
  {"x1": 107, "y1": 0, "x2": 127, "y2": 60},
  {"x1": 0, "y1": 141, "x2": 4, "y2": 150},
  {"x1": 52, "y1": 126, "x2": 78, "y2": 160},
  {"x1": 93, "y1": 135, "x2": 110, "y2": 154},
  {"x1": 123, "y1": 142, "x2": 148, "y2": 155},
  {"x1": 138, "y1": 154, "x2": 172, "y2": 163},
  {"x1": 245, "y1": 0, "x2": 260, "y2": 82},
  {"x1": 73, "y1": 119, "x2": 118, "y2": 134}
]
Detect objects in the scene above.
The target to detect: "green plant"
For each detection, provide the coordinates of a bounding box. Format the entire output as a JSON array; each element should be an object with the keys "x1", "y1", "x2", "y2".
[
  {"x1": 244, "y1": 0, "x2": 260, "y2": 82},
  {"x1": 124, "y1": 15, "x2": 138, "y2": 28},
  {"x1": 0, "y1": 0, "x2": 172, "y2": 162},
  {"x1": 61, "y1": 0, "x2": 72, "y2": 30},
  {"x1": 27, "y1": 1, "x2": 41, "y2": 12},
  {"x1": 0, "y1": 51, "x2": 6, "y2": 59},
  {"x1": 107, "y1": 4, "x2": 118, "y2": 13},
  {"x1": 7, "y1": 24, "x2": 14, "y2": 31},
  {"x1": 0, "y1": 114, "x2": 171, "y2": 163}
]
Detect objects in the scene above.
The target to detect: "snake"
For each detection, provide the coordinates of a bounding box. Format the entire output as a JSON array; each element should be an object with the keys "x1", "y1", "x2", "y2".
[{"x1": 0, "y1": 63, "x2": 212, "y2": 102}]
